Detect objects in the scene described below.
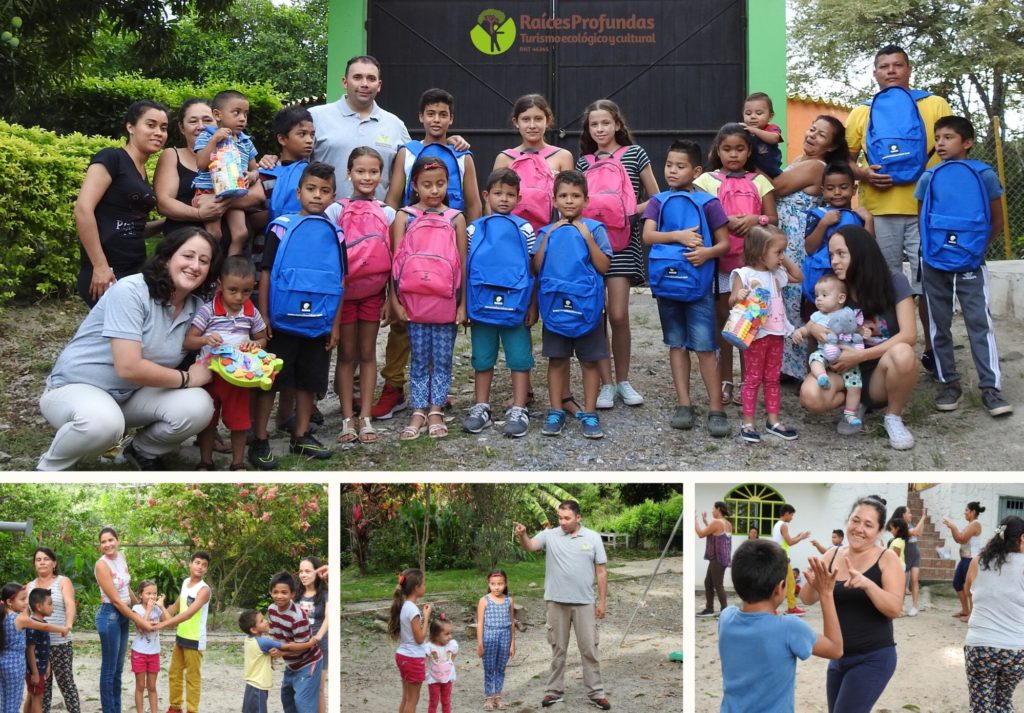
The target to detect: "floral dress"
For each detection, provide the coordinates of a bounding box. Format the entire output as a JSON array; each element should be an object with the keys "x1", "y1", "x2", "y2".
[{"x1": 777, "y1": 174, "x2": 824, "y2": 380}]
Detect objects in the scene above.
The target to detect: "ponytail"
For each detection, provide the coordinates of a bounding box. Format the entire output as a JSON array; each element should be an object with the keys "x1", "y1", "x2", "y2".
[
  {"x1": 978, "y1": 516, "x2": 1024, "y2": 572},
  {"x1": 387, "y1": 568, "x2": 424, "y2": 641}
]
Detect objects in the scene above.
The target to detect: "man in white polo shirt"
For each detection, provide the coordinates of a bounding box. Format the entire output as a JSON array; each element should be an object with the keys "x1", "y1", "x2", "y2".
[{"x1": 515, "y1": 501, "x2": 611, "y2": 710}]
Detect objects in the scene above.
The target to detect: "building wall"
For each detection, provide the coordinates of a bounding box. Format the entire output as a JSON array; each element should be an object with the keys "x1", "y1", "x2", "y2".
[{"x1": 919, "y1": 483, "x2": 1024, "y2": 558}]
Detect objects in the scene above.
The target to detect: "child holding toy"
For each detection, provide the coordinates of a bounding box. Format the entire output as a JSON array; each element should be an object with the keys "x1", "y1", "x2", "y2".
[
  {"x1": 728, "y1": 226, "x2": 801, "y2": 443},
  {"x1": 185, "y1": 256, "x2": 268, "y2": 471}
]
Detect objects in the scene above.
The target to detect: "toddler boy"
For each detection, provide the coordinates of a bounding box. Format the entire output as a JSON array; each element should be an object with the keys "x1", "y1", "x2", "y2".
[
  {"x1": 239, "y1": 609, "x2": 320, "y2": 713},
  {"x1": 742, "y1": 92, "x2": 784, "y2": 178}
]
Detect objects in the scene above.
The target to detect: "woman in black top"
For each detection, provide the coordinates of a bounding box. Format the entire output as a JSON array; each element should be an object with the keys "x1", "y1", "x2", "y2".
[
  {"x1": 800, "y1": 495, "x2": 904, "y2": 713},
  {"x1": 73, "y1": 100, "x2": 169, "y2": 306},
  {"x1": 154, "y1": 98, "x2": 228, "y2": 237}
]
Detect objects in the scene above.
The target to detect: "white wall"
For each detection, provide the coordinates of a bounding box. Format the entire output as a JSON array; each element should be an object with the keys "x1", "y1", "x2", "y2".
[
  {"x1": 918, "y1": 483, "x2": 1024, "y2": 558},
  {"x1": 695, "y1": 482, "x2": 907, "y2": 588}
]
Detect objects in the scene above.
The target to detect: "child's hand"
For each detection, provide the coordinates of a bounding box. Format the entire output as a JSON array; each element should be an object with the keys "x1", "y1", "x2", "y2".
[
  {"x1": 238, "y1": 340, "x2": 259, "y2": 352},
  {"x1": 156, "y1": 594, "x2": 165, "y2": 607},
  {"x1": 791, "y1": 327, "x2": 807, "y2": 343},
  {"x1": 550, "y1": 218, "x2": 570, "y2": 231},
  {"x1": 31, "y1": 672, "x2": 39, "y2": 685},
  {"x1": 733, "y1": 287, "x2": 751, "y2": 305},
  {"x1": 525, "y1": 304, "x2": 539, "y2": 328},
  {"x1": 269, "y1": 648, "x2": 282, "y2": 659},
  {"x1": 477, "y1": 641, "x2": 484, "y2": 657},
  {"x1": 326, "y1": 323, "x2": 340, "y2": 351},
  {"x1": 204, "y1": 332, "x2": 224, "y2": 348},
  {"x1": 674, "y1": 227, "x2": 702, "y2": 248},
  {"x1": 822, "y1": 210, "x2": 841, "y2": 227},
  {"x1": 244, "y1": 170, "x2": 259, "y2": 187},
  {"x1": 421, "y1": 602, "x2": 432, "y2": 619},
  {"x1": 728, "y1": 215, "x2": 758, "y2": 236},
  {"x1": 258, "y1": 154, "x2": 279, "y2": 170},
  {"x1": 854, "y1": 206, "x2": 871, "y2": 222},
  {"x1": 456, "y1": 304, "x2": 467, "y2": 326},
  {"x1": 391, "y1": 302, "x2": 408, "y2": 324},
  {"x1": 808, "y1": 556, "x2": 837, "y2": 594},
  {"x1": 684, "y1": 246, "x2": 711, "y2": 267},
  {"x1": 380, "y1": 300, "x2": 391, "y2": 325},
  {"x1": 509, "y1": 640, "x2": 516, "y2": 658},
  {"x1": 214, "y1": 127, "x2": 233, "y2": 143},
  {"x1": 61, "y1": 626, "x2": 70, "y2": 637}
]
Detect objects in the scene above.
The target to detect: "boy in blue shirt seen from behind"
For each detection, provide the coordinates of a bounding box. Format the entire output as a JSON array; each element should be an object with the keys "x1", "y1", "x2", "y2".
[
  {"x1": 531, "y1": 170, "x2": 612, "y2": 439},
  {"x1": 915, "y1": 115, "x2": 1011, "y2": 418},
  {"x1": 718, "y1": 539, "x2": 843, "y2": 713}
]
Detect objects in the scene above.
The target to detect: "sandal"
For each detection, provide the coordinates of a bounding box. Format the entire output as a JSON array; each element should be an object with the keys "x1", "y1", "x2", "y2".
[
  {"x1": 399, "y1": 412, "x2": 427, "y2": 441},
  {"x1": 195, "y1": 461, "x2": 215, "y2": 471},
  {"x1": 337, "y1": 416, "x2": 358, "y2": 444},
  {"x1": 562, "y1": 395, "x2": 581, "y2": 416},
  {"x1": 427, "y1": 409, "x2": 448, "y2": 438},
  {"x1": 733, "y1": 380, "x2": 744, "y2": 405},
  {"x1": 212, "y1": 432, "x2": 232, "y2": 453},
  {"x1": 721, "y1": 381, "x2": 734, "y2": 406},
  {"x1": 358, "y1": 416, "x2": 378, "y2": 444},
  {"x1": 483, "y1": 697, "x2": 495, "y2": 711},
  {"x1": 494, "y1": 694, "x2": 508, "y2": 710},
  {"x1": 229, "y1": 462, "x2": 246, "y2": 471}
]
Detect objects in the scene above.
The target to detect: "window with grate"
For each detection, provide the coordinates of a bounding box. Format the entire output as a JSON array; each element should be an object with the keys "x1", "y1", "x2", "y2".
[{"x1": 725, "y1": 483, "x2": 786, "y2": 537}]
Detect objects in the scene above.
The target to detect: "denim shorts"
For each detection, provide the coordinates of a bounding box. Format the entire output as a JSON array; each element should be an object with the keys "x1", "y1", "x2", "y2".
[
  {"x1": 656, "y1": 292, "x2": 716, "y2": 352},
  {"x1": 471, "y1": 323, "x2": 535, "y2": 372}
]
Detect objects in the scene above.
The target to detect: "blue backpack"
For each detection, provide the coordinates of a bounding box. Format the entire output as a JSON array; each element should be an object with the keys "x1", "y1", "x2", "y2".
[
  {"x1": 536, "y1": 219, "x2": 606, "y2": 338},
  {"x1": 259, "y1": 160, "x2": 307, "y2": 222},
  {"x1": 864, "y1": 87, "x2": 933, "y2": 185},
  {"x1": 920, "y1": 159, "x2": 993, "y2": 272},
  {"x1": 647, "y1": 190, "x2": 715, "y2": 303},
  {"x1": 466, "y1": 214, "x2": 535, "y2": 327},
  {"x1": 268, "y1": 214, "x2": 345, "y2": 338},
  {"x1": 402, "y1": 140, "x2": 470, "y2": 210},
  {"x1": 801, "y1": 208, "x2": 864, "y2": 301}
]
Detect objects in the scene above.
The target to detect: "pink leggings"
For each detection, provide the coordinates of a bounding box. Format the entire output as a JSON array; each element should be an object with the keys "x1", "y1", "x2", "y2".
[
  {"x1": 742, "y1": 335, "x2": 783, "y2": 420},
  {"x1": 427, "y1": 681, "x2": 452, "y2": 713}
]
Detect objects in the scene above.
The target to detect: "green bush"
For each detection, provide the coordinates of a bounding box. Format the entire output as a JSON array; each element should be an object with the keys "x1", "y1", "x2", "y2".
[
  {"x1": 0, "y1": 121, "x2": 120, "y2": 302},
  {"x1": 12, "y1": 74, "x2": 285, "y2": 159},
  {"x1": 590, "y1": 493, "x2": 683, "y2": 547}
]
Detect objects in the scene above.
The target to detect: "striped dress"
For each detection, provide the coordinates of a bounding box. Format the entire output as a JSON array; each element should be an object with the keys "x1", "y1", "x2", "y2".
[{"x1": 576, "y1": 144, "x2": 651, "y2": 284}]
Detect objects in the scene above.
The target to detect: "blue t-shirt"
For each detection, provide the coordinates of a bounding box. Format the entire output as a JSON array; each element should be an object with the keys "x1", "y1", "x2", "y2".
[
  {"x1": 718, "y1": 606, "x2": 818, "y2": 713},
  {"x1": 913, "y1": 162, "x2": 1004, "y2": 202}
]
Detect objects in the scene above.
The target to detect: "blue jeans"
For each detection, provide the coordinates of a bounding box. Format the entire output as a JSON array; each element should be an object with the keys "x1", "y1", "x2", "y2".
[
  {"x1": 96, "y1": 603, "x2": 129, "y2": 713},
  {"x1": 826, "y1": 645, "x2": 897, "y2": 713},
  {"x1": 281, "y1": 659, "x2": 321, "y2": 713}
]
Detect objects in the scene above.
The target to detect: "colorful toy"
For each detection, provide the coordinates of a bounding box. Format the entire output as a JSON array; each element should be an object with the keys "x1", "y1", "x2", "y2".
[
  {"x1": 209, "y1": 141, "x2": 249, "y2": 200},
  {"x1": 206, "y1": 345, "x2": 282, "y2": 390},
  {"x1": 821, "y1": 307, "x2": 865, "y2": 362},
  {"x1": 721, "y1": 286, "x2": 770, "y2": 350}
]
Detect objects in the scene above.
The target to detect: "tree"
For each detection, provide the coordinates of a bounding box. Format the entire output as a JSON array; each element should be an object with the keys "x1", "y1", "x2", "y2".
[
  {"x1": 0, "y1": 0, "x2": 232, "y2": 116},
  {"x1": 788, "y1": 0, "x2": 1024, "y2": 137}
]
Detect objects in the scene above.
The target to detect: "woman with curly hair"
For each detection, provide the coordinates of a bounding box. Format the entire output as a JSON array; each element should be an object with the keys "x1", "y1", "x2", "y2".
[{"x1": 37, "y1": 228, "x2": 219, "y2": 470}]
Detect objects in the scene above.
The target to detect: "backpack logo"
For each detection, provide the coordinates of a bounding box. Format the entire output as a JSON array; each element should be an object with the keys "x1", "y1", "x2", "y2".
[
  {"x1": 563, "y1": 298, "x2": 574, "y2": 310},
  {"x1": 300, "y1": 301, "x2": 312, "y2": 313},
  {"x1": 471, "y1": 8, "x2": 516, "y2": 55},
  {"x1": 666, "y1": 267, "x2": 678, "y2": 276},
  {"x1": 493, "y1": 295, "x2": 504, "y2": 306},
  {"x1": 947, "y1": 234, "x2": 958, "y2": 245},
  {"x1": 889, "y1": 144, "x2": 899, "y2": 153}
]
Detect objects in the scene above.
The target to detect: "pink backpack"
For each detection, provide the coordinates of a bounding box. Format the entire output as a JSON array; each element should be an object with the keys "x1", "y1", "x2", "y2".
[
  {"x1": 581, "y1": 146, "x2": 637, "y2": 252},
  {"x1": 711, "y1": 171, "x2": 763, "y2": 273},
  {"x1": 392, "y1": 206, "x2": 462, "y2": 324},
  {"x1": 505, "y1": 147, "x2": 560, "y2": 231},
  {"x1": 336, "y1": 198, "x2": 392, "y2": 301}
]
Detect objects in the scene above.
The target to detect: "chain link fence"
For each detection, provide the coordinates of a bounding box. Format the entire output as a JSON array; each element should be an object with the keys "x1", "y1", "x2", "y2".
[{"x1": 974, "y1": 121, "x2": 1023, "y2": 262}]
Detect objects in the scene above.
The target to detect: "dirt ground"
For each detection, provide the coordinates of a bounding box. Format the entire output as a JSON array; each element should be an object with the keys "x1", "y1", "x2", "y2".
[
  {"x1": 340, "y1": 561, "x2": 682, "y2": 712},
  {"x1": 42, "y1": 636, "x2": 309, "y2": 713},
  {"x1": 694, "y1": 584, "x2": 1024, "y2": 713},
  {"x1": 1, "y1": 289, "x2": 1021, "y2": 471}
]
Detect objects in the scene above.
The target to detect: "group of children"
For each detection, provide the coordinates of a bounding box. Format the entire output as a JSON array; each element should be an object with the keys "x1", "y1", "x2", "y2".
[
  {"x1": 389, "y1": 568, "x2": 516, "y2": 712},
  {"x1": 184, "y1": 79, "x2": 1010, "y2": 467}
]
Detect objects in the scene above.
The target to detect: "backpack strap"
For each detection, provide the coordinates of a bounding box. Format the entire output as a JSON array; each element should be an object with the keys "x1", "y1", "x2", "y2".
[
  {"x1": 541, "y1": 146, "x2": 561, "y2": 160},
  {"x1": 611, "y1": 145, "x2": 631, "y2": 161}
]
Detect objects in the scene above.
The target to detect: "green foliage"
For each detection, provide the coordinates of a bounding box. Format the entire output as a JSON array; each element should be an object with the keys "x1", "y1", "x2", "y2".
[
  {"x1": 590, "y1": 493, "x2": 683, "y2": 547},
  {"x1": 0, "y1": 121, "x2": 119, "y2": 302},
  {"x1": 16, "y1": 74, "x2": 284, "y2": 154}
]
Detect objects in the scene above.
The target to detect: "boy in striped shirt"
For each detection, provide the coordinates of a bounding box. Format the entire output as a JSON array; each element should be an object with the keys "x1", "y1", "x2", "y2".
[{"x1": 267, "y1": 572, "x2": 324, "y2": 713}]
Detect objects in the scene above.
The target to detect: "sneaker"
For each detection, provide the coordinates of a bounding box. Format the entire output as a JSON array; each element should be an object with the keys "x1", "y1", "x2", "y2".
[
  {"x1": 696, "y1": 609, "x2": 716, "y2": 617},
  {"x1": 981, "y1": 388, "x2": 1014, "y2": 417},
  {"x1": 785, "y1": 607, "x2": 806, "y2": 616},
  {"x1": 277, "y1": 415, "x2": 317, "y2": 436},
  {"x1": 707, "y1": 410, "x2": 731, "y2": 438},
  {"x1": 542, "y1": 409, "x2": 567, "y2": 436},
  {"x1": 590, "y1": 698, "x2": 612, "y2": 711},
  {"x1": 883, "y1": 414, "x2": 915, "y2": 450},
  {"x1": 503, "y1": 406, "x2": 530, "y2": 438},
  {"x1": 289, "y1": 433, "x2": 332, "y2": 459},
  {"x1": 920, "y1": 349, "x2": 936, "y2": 373},
  {"x1": 596, "y1": 383, "x2": 616, "y2": 409},
  {"x1": 670, "y1": 405, "x2": 694, "y2": 430},
  {"x1": 577, "y1": 411, "x2": 604, "y2": 439},
  {"x1": 310, "y1": 406, "x2": 325, "y2": 426},
  {"x1": 935, "y1": 381, "x2": 962, "y2": 411},
  {"x1": 908, "y1": 607, "x2": 919, "y2": 617},
  {"x1": 123, "y1": 440, "x2": 168, "y2": 471},
  {"x1": 765, "y1": 422, "x2": 798, "y2": 440},
  {"x1": 247, "y1": 438, "x2": 279, "y2": 470},
  {"x1": 462, "y1": 402, "x2": 492, "y2": 433},
  {"x1": 740, "y1": 426, "x2": 761, "y2": 443},
  {"x1": 616, "y1": 381, "x2": 644, "y2": 406},
  {"x1": 371, "y1": 384, "x2": 408, "y2": 420},
  {"x1": 541, "y1": 694, "x2": 564, "y2": 707},
  {"x1": 837, "y1": 403, "x2": 866, "y2": 436}
]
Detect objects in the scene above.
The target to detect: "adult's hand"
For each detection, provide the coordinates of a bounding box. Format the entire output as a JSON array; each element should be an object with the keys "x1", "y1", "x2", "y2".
[
  {"x1": 864, "y1": 165, "x2": 893, "y2": 189},
  {"x1": 843, "y1": 555, "x2": 872, "y2": 590},
  {"x1": 596, "y1": 601, "x2": 606, "y2": 619},
  {"x1": 258, "y1": 154, "x2": 280, "y2": 170},
  {"x1": 90, "y1": 266, "x2": 117, "y2": 302},
  {"x1": 187, "y1": 361, "x2": 213, "y2": 388},
  {"x1": 195, "y1": 193, "x2": 229, "y2": 221},
  {"x1": 513, "y1": 522, "x2": 527, "y2": 537}
]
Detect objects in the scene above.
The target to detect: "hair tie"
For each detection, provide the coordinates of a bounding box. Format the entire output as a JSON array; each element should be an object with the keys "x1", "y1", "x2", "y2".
[
  {"x1": 397, "y1": 571, "x2": 405, "y2": 585},
  {"x1": 995, "y1": 525, "x2": 1007, "y2": 538},
  {"x1": 438, "y1": 612, "x2": 447, "y2": 621}
]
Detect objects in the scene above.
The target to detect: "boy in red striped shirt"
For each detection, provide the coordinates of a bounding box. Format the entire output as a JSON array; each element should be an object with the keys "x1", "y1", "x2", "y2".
[{"x1": 267, "y1": 572, "x2": 324, "y2": 713}]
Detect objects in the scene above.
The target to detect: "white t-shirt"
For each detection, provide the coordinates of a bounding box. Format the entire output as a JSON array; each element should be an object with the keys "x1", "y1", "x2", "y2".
[
  {"x1": 425, "y1": 639, "x2": 459, "y2": 684},
  {"x1": 396, "y1": 600, "x2": 426, "y2": 658},
  {"x1": 130, "y1": 604, "x2": 162, "y2": 655},
  {"x1": 731, "y1": 266, "x2": 793, "y2": 337}
]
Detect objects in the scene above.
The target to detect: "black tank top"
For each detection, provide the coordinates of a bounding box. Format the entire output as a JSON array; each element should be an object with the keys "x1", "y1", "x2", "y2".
[
  {"x1": 829, "y1": 549, "x2": 895, "y2": 656},
  {"x1": 161, "y1": 149, "x2": 202, "y2": 236}
]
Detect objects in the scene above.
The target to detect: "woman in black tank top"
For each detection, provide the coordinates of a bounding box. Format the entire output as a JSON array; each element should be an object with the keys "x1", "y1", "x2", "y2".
[
  {"x1": 800, "y1": 495, "x2": 905, "y2": 713},
  {"x1": 154, "y1": 99, "x2": 228, "y2": 236}
]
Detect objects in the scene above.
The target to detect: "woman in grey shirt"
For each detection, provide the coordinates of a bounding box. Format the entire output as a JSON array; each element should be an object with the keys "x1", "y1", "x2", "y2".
[{"x1": 26, "y1": 547, "x2": 81, "y2": 713}]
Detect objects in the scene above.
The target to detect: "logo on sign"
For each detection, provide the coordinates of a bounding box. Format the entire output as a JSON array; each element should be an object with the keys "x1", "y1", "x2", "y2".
[{"x1": 471, "y1": 8, "x2": 516, "y2": 55}]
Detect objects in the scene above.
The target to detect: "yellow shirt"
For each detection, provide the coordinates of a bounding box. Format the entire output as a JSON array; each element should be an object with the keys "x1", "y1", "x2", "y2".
[
  {"x1": 845, "y1": 94, "x2": 952, "y2": 216},
  {"x1": 693, "y1": 172, "x2": 774, "y2": 203},
  {"x1": 244, "y1": 636, "x2": 279, "y2": 691}
]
